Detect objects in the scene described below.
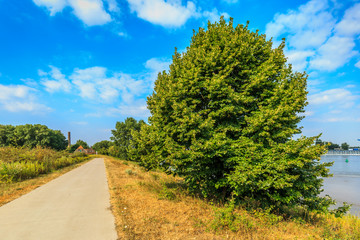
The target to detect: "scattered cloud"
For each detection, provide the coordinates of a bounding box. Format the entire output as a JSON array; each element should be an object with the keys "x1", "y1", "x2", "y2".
[
  {"x1": 202, "y1": 8, "x2": 230, "y2": 23},
  {"x1": 0, "y1": 84, "x2": 51, "y2": 112},
  {"x1": 33, "y1": 0, "x2": 112, "y2": 26},
  {"x1": 266, "y1": 0, "x2": 360, "y2": 72},
  {"x1": 70, "y1": 67, "x2": 145, "y2": 103},
  {"x1": 127, "y1": 0, "x2": 227, "y2": 28},
  {"x1": 40, "y1": 66, "x2": 72, "y2": 93},
  {"x1": 308, "y1": 88, "x2": 357, "y2": 107},
  {"x1": 21, "y1": 78, "x2": 39, "y2": 87},
  {"x1": 108, "y1": 100, "x2": 150, "y2": 118},
  {"x1": 127, "y1": 0, "x2": 197, "y2": 27},
  {"x1": 34, "y1": 0, "x2": 228, "y2": 28},
  {"x1": 33, "y1": 0, "x2": 67, "y2": 16},
  {"x1": 145, "y1": 58, "x2": 170, "y2": 74},
  {"x1": 285, "y1": 50, "x2": 314, "y2": 71},
  {"x1": 309, "y1": 36, "x2": 357, "y2": 71},
  {"x1": 355, "y1": 60, "x2": 360, "y2": 68},
  {"x1": 104, "y1": 0, "x2": 120, "y2": 13}
]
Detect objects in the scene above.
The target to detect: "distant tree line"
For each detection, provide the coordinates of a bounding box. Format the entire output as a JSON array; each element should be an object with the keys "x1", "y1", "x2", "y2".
[
  {"x1": 315, "y1": 139, "x2": 350, "y2": 150},
  {"x1": 92, "y1": 117, "x2": 144, "y2": 158},
  {"x1": 0, "y1": 124, "x2": 67, "y2": 150}
]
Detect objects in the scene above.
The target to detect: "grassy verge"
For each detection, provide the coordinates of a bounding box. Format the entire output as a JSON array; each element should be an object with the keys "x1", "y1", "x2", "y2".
[
  {"x1": 0, "y1": 157, "x2": 93, "y2": 207},
  {"x1": 104, "y1": 156, "x2": 360, "y2": 240}
]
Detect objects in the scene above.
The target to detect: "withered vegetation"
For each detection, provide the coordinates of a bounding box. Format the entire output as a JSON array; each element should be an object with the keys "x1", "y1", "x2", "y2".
[{"x1": 104, "y1": 156, "x2": 360, "y2": 240}]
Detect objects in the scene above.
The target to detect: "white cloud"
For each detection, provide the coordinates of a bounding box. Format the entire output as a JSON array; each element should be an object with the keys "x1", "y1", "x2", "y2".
[
  {"x1": 33, "y1": 0, "x2": 112, "y2": 26},
  {"x1": 104, "y1": 0, "x2": 120, "y2": 13},
  {"x1": 68, "y1": 0, "x2": 112, "y2": 26},
  {"x1": 308, "y1": 88, "x2": 357, "y2": 107},
  {"x1": 355, "y1": 60, "x2": 360, "y2": 68},
  {"x1": 202, "y1": 8, "x2": 230, "y2": 23},
  {"x1": 335, "y1": 3, "x2": 360, "y2": 36},
  {"x1": 127, "y1": 0, "x2": 197, "y2": 27},
  {"x1": 145, "y1": 57, "x2": 171, "y2": 73},
  {"x1": 265, "y1": 0, "x2": 334, "y2": 49},
  {"x1": 309, "y1": 36, "x2": 357, "y2": 71},
  {"x1": 33, "y1": 0, "x2": 67, "y2": 16},
  {"x1": 285, "y1": 49, "x2": 315, "y2": 71},
  {"x1": 108, "y1": 100, "x2": 150, "y2": 117},
  {"x1": 266, "y1": 0, "x2": 360, "y2": 72},
  {"x1": 70, "y1": 66, "x2": 146, "y2": 103},
  {"x1": 0, "y1": 84, "x2": 51, "y2": 112},
  {"x1": 40, "y1": 66, "x2": 72, "y2": 93}
]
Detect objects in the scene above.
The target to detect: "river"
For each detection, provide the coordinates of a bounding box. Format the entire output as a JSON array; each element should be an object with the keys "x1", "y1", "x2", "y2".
[{"x1": 321, "y1": 154, "x2": 360, "y2": 216}]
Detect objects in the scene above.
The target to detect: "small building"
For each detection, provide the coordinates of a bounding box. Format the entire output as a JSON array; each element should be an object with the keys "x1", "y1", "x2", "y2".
[{"x1": 74, "y1": 146, "x2": 96, "y2": 154}]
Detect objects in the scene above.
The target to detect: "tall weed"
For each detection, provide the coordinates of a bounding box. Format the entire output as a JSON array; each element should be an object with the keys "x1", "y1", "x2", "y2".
[{"x1": 0, "y1": 147, "x2": 89, "y2": 183}]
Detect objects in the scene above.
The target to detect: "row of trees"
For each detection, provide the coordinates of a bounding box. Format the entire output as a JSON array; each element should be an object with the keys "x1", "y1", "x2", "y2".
[
  {"x1": 315, "y1": 139, "x2": 350, "y2": 150},
  {"x1": 0, "y1": 124, "x2": 68, "y2": 150},
  {"x1": 96, "y1": 17, "x2": 337, "y2": 213}
]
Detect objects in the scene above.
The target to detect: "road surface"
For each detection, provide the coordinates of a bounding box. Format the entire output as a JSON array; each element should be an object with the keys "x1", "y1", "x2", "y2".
[{"x1": 0, "y1": 158, "x2": 117, "y2": 240}]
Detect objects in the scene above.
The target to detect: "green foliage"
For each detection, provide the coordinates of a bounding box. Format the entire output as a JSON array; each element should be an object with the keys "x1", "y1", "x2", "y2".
[
  {"x1": 69, "y1": 139, "x2": 90, "y2": 152},
  {"x1": 330, "y1": 202, "x2": 352, "y2": 218},
  {"x1": 341, "y1": 142, "x2": 349, "y2": 150},
  {"x1": 0, "y1": 124, "x2": 67, "y2": 150},
  {"x1": 0, "y1": 146, "x2": 89, "y2": 183},
  {"x1": 125, "y1": 169, "x2": 133, "y2": 175},
  {"x1": 110, "y1": 117, "x2": 145, "y2": 160},
  {"x1": 158, "y1": 183, "x2": 177, "y2": 201},
  {"x1": 133, "y1": 17, "x2": 333, "y2": 212},
  {"x1": 327, "y1": 142, "x2": 340, "y2": 150},
  {"x1": 92, "y1": 140, "x2": 113, "y2": 155},
  {"x1": 210, "y1": 200, "x2": 255, "y2": 232}
]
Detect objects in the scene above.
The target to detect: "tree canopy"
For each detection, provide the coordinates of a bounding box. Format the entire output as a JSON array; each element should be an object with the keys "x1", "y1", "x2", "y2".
[
  {"x1": 0, "y1": 124, "x2": 67, "y2": 150},
  {"x1": 92, "y1": 140, "x2": 113, "y2": 155},
  {"x1": 110, "y1": 117, "x2": 145, "y2": 159},
  {"x1": 132, "y1": 17, "x2": 332, "y2": 212}
]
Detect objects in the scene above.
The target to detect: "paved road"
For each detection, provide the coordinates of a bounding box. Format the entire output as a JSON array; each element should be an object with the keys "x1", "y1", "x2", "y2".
[{"x1": 0, "y1": 158, "x2": 117, "y2": 240}]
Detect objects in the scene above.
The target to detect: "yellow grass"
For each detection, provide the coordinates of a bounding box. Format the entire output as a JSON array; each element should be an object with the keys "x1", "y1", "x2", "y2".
[{"x1": 104, "y1": 156, "x2": 360, "y2": 240}]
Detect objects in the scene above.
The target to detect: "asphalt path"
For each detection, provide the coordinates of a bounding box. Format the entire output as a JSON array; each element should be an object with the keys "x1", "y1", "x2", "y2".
[{"x1": 0, "y1": 158, "x2": 117, "y2": 240}]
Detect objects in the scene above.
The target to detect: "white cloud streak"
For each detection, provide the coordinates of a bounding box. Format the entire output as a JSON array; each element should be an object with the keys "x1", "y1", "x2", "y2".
[
  {"x1": 33, "y1": 0, "x2": 112, "y2": 26},
  {"x1": 40, "y1": 66, "x2": 72, "y2": 93},
  {"x1": 0, "y1": 84, "x2": 51, "y2": 112},
  {"x1": 308, "y1": 88, "x2": 357, "y2": 108},
  {"x1": 127, "y1": 0, "x2": 197, "y2": 27}
]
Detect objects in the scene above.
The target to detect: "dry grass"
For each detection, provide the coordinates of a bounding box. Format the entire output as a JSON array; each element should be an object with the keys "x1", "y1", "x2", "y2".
[
  {"x1": 104, "y1": 156, "x2": 360, "y2": 240},
  {"x1": 0, "y1": 157, "x2": 93, "y2": 207}
]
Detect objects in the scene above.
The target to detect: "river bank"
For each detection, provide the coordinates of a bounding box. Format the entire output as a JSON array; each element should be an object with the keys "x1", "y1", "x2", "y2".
[{"x1": 321, "y1": 155, "x2": 360, "y2": 216}]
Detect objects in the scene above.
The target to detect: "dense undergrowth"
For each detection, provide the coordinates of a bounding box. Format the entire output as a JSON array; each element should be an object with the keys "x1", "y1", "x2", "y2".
[{"x1": 0, "y1": 146, "x2": 89, "y2": 183}]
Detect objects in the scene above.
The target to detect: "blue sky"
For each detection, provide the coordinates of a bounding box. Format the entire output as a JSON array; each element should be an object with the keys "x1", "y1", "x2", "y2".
[{"x1": 0, "y1": 0, "x2": 360, "y2": 146}]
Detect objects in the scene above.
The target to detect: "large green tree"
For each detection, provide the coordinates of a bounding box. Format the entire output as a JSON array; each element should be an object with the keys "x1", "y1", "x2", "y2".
[
  {"x1": 134, "y1": 17, "x2": 332, "y2": 211},
  {"x1": 110, "y1": 117, "x2": 145, "y2": 159}
]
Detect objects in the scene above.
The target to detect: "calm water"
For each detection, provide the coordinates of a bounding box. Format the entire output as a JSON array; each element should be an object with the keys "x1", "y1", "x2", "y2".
[{"x1": 321, "y1": 155, "x2": 360, "y2": 216}]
